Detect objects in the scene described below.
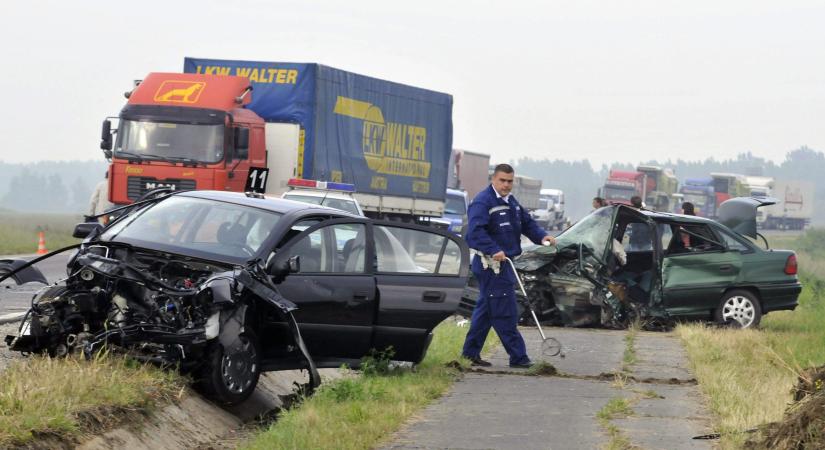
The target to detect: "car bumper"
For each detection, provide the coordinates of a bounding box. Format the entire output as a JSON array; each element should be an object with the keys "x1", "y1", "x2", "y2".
[{"x1": 760, "y1": 281, "x2": 803, "y2": 313}]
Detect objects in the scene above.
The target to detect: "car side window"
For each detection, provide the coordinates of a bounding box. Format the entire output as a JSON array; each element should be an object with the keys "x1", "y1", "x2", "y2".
[
  {"x1": 718, "y1": 229, "x2": 750, "y2": 252},
  {"x1": 331, "y1": 223, "x2": 366, "y2": 273},
  {"x1": 670, "y1": 223, "x2": 724, "y2": 254},
  {"x1": 290, "y1": 229, "x2": 328, "y2": 273},
  {"x1": 375, "y1": 225, "x2": 457, "y2": 274},
  {"x1": 621, "y1": 222, "x2": 653, "y2": 252}
]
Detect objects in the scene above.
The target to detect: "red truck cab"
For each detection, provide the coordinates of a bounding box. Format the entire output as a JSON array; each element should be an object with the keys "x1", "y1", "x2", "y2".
[
  {"x1": 602, "y1": 169, "x2": 644, "y2": 206},
  {"x1": 101, "y1": 73, "x2": 265, "y2": 204}
]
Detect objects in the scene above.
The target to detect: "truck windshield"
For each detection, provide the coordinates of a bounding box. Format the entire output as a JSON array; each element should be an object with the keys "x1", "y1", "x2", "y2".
[
  {"x1": 115, "y1": 120, "x2": 225, "y2": 164},
  {"x1": 683, "y1": 193, "x2": 708, "y2": 207},
  {"x1": 603, "y1": 186, "x2": 635, "y2": 202},
  {"x1": 444, "y1": 195, "x2": 467, "y2": 215}
]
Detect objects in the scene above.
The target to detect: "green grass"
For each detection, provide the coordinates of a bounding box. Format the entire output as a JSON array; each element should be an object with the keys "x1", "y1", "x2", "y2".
[
  {"x1": 243, "y1": 321, "x2": 499, "y2": 450},
  {"x1": 0, "y1": 353, "x2": 186, "y2": 447},
  {"x1": 677, "y1": 228, "x2": 825, "y2": 448},
  {"x1": 621, "y1": 322, "x2": 639, "y2": 373},
  {"x1": 0, "y1": 212, "x2": 82, "y2": 254},
  {"x1": 596, "y1": 397, "x2": 637, "y2": 450}
]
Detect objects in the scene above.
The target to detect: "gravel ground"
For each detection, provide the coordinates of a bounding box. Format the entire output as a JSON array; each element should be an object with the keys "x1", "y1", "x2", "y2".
[{"x1": 0, "y1": 320, "x2": 23, "y2": 372}]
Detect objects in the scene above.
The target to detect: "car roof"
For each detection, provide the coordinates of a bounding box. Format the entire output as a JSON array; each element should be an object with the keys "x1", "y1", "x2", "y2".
[
  {"x1": 177, "y1": 190, "x2": 357, "y2": 217},
  {"x1": 281, "y1": 189, "x2": 357, "y2": 201},
  {"x1": 634, "y1": 207, "x2": 718, "y2": 225}
]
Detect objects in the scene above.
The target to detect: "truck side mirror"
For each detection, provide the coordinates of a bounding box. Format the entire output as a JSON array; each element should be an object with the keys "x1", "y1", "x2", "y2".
[
  {"x1": 234, "y1": 127, "x2": 249, "y2": 159},
  {"x1": 100, "y1": 120, "x2": 113, "y2": 152}
]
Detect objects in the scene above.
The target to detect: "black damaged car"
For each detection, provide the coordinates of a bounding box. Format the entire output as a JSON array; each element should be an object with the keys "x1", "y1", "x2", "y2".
[{"x1": 1, "y1": 191, "x2": 469, "y2": 405}]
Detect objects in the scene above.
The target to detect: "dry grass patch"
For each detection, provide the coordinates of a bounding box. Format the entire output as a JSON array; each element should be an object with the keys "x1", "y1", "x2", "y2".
[
  {"x1": 0, "y1": 353, "x2": 185, "y2": 447},
  {"x1": 678, "y1": 324, "x2": 796, "y2": 447}
]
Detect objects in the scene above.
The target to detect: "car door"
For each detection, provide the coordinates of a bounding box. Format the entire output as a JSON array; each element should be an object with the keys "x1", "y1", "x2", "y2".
[
  {"x1": 273, "y1": 217, "x2": 376, "y2": 360},
  {"x1": 661, "y1": 221, "x2": 742, "y2": 318},
  {"x1": 370, "y1": 221, "x2": 469, "y2": 362}
]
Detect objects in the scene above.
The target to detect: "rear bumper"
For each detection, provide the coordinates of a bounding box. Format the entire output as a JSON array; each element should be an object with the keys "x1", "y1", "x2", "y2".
[{"x1": 760, "y1": 281, "x2": 803, "y2": 313}]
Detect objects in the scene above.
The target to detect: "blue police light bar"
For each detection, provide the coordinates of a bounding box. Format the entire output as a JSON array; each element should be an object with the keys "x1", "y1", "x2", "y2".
[{"x1": 287, "y1": 178, "x2": 356, "y2": 192}]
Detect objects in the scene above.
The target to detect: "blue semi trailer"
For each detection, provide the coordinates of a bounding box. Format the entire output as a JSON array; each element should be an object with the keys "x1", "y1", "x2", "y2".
[{"x1": 183, "y1": 57, "x2": 454, "y2": 220}]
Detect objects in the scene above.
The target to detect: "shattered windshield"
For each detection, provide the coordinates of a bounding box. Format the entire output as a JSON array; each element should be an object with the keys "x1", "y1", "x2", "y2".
[
  {"x1": 554, "y1": 206, "x2": 613, "y2": 259},
  {"x1": 115, "y1": 119, "x2": 225, "y2": 164},
  {"x1": 100, "y1": 196, "x2": 281, "y2": 263}
]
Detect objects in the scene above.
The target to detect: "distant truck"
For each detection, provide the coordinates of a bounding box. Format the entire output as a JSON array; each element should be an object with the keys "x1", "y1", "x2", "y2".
[
  {"x1": 744, "y1": 176, "x2": 775, "y2": 226},
  {"x1": 601, "y1": 169, "x2": 642, "y2": 206},
  {"x1": 761, "y1": 181, "x2": 814, "y2": 230},
  {"x1": 679, "y1": 178, "x2": 716, "y2": 217},
  {"x1": 101, "y1": 58, "x2": 453, "y2": 222},
  {"x1": 508, "y1": 174, "x2": 542, "y2": 210},
  {"x1": 636, "y1": 165, "x2": 679, "y2": 212},
  {"x1": 710, "y1": 173, "x2": 750, "y2": 208},
  {"x1": 448, "y1": 149, "x2": 490, "y2": 200},
  {"x1": 531, "y1": 188, "x2": 568, "y2": 230}
]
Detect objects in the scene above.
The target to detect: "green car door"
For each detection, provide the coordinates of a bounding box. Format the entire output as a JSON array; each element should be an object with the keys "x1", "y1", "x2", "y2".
[{"x1": 661, "y1": 222, "x2": 742, "y2": 319}]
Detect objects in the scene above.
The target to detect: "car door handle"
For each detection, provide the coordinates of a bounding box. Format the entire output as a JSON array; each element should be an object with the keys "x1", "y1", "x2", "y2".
[
  {"x1": 352, "y1": 292, "x2": 370, "y2": 302},
  {"x1": 718, "y1": 265, "x2": 733, "y2": 272},
  {"x1": 422, "y1": 291, "x2": 445, "y2": 303}
]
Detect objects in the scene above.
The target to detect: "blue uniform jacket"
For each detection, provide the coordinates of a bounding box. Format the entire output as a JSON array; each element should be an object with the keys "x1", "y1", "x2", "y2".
[{"x1": 466, "y1": 185, "x2": 547, "y2": 258}]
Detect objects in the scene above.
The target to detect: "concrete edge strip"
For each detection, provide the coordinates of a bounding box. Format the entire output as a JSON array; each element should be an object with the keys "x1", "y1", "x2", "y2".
[{"x1": 0, "y1": 311, "x2": 26, "y2": 325}]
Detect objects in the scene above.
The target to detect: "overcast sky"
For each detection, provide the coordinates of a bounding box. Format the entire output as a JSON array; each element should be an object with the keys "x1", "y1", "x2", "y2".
[{"x1": 1, "y1": 0, "x2": 824, "y2": 167}]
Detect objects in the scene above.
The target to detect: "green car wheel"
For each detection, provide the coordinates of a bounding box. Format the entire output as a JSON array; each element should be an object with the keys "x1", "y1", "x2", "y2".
[{"x1": 715, "y1": 289, "x2": 762, "y2": 329}]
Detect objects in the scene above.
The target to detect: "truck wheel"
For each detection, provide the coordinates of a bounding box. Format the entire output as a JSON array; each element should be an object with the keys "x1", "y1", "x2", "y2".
[
  {"x1": 714, "y1": 289, "x2": 762, "y2": 329},
  {"x1": 198, "y1": 331, "x2": 261, "y2": 406}
]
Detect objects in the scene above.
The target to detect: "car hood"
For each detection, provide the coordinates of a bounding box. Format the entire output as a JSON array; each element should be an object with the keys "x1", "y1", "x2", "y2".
[{"x1": 717, "y1": 197, "x2": 776, "y2": 239}]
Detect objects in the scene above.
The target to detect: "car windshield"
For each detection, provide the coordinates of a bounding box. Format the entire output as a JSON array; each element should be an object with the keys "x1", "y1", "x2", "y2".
[
  {"x1": 115, "y1": 119, "x2": 225, "y2": 164},
  {"x1": 444, "y1": 195, "x2": 466, "y2": 215},
  {"x1": 100, "y1": 196, "x2": 281, "y2": 262},
  {"x1": 283, "y1": 193, "x2": 361, "y2": 215},
  {"x1": 555, "y1": 206, "x2": 613, "y2": 258}
]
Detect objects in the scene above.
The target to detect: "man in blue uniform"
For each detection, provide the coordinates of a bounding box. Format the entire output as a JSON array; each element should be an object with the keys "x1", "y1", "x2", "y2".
[{"x1": 462, "y1": 164, "x2": 555, "y2": 368}]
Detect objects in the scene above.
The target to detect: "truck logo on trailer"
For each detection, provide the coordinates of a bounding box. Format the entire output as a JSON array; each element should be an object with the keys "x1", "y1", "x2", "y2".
[
  {"x1": 153, "y1": 81, "x2": 206, "y2": 104},
  {"x1": 333, "y1": 96, "x2": 430, "y2": 180}
]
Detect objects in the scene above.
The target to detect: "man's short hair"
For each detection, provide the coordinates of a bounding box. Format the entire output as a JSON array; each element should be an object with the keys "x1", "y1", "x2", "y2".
[
  {"x1": 492, "y1": 163, "x2": 514, "y2": 175},
  {"x1": 630, "y1": 196, "x2": 643, "y2": 208}
]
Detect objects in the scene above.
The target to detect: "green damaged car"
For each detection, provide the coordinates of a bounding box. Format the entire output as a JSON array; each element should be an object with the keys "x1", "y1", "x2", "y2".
[{"x1": 459, "y1": 197, "x2": 801, "y2": 329}]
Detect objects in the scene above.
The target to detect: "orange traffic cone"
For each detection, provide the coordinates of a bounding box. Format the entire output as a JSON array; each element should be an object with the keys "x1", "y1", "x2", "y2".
[{"x1": 36, "y1": 231, "x2": 48, "y2": 255}]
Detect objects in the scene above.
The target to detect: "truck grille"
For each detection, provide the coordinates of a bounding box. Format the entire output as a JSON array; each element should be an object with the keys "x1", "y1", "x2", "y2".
[{"x1": 127, "y1": 177, "x2": 197, "y2": 201}]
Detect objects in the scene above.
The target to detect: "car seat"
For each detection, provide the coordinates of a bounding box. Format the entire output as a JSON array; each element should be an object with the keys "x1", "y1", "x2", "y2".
[
  {"x1": 217, "y1": 222, "x2": 248, "y2": 247},
  {"x1": 343, "y1": 230, "x2": 366, "y2": 272}
]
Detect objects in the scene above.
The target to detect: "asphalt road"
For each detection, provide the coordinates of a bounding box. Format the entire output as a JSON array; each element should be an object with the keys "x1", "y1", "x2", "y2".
[
  {"x1": 0, "y1": 252, "x2": 73, "y2": 317},
  {"x1": 385, "y1": 328, "x2": 712, "y2": 450}
]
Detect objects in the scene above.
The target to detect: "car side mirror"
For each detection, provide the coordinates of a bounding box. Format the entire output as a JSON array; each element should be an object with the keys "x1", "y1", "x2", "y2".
[
  {"x1": 101, "y1": 120, "x2": 113, "y2": 151},
  {"x1": 234, "y1": 127, "x2": 249, "y2": 159},
  {"x1": 73, "y1": 222, "x2": 103, "y2": 239},
  {"x1": 267, "y1": 254, "x2": 300, "y2": 283}
]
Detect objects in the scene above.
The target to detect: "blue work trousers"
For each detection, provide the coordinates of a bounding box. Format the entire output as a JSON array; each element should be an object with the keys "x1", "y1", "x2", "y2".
[{"x1": 462, "y1": 258, "x2": 529, "y2": 365}]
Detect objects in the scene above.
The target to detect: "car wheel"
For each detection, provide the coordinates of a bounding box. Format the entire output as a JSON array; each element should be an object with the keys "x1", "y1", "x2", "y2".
[
  {"x1": 198, "y1": 331, "x2": 261, "y2": 406},
  {"x1": 714, "y1": 289, "x2": 762, "y2": 329}
]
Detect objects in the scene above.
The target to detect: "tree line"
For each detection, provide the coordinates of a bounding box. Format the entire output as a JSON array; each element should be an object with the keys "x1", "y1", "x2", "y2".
[
  {"x1": 1, "y1": 148, "x2": 823, "y2": 224},
  {"x1": 0, "y1": 160, "x2": 108, "y2": 214}
]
